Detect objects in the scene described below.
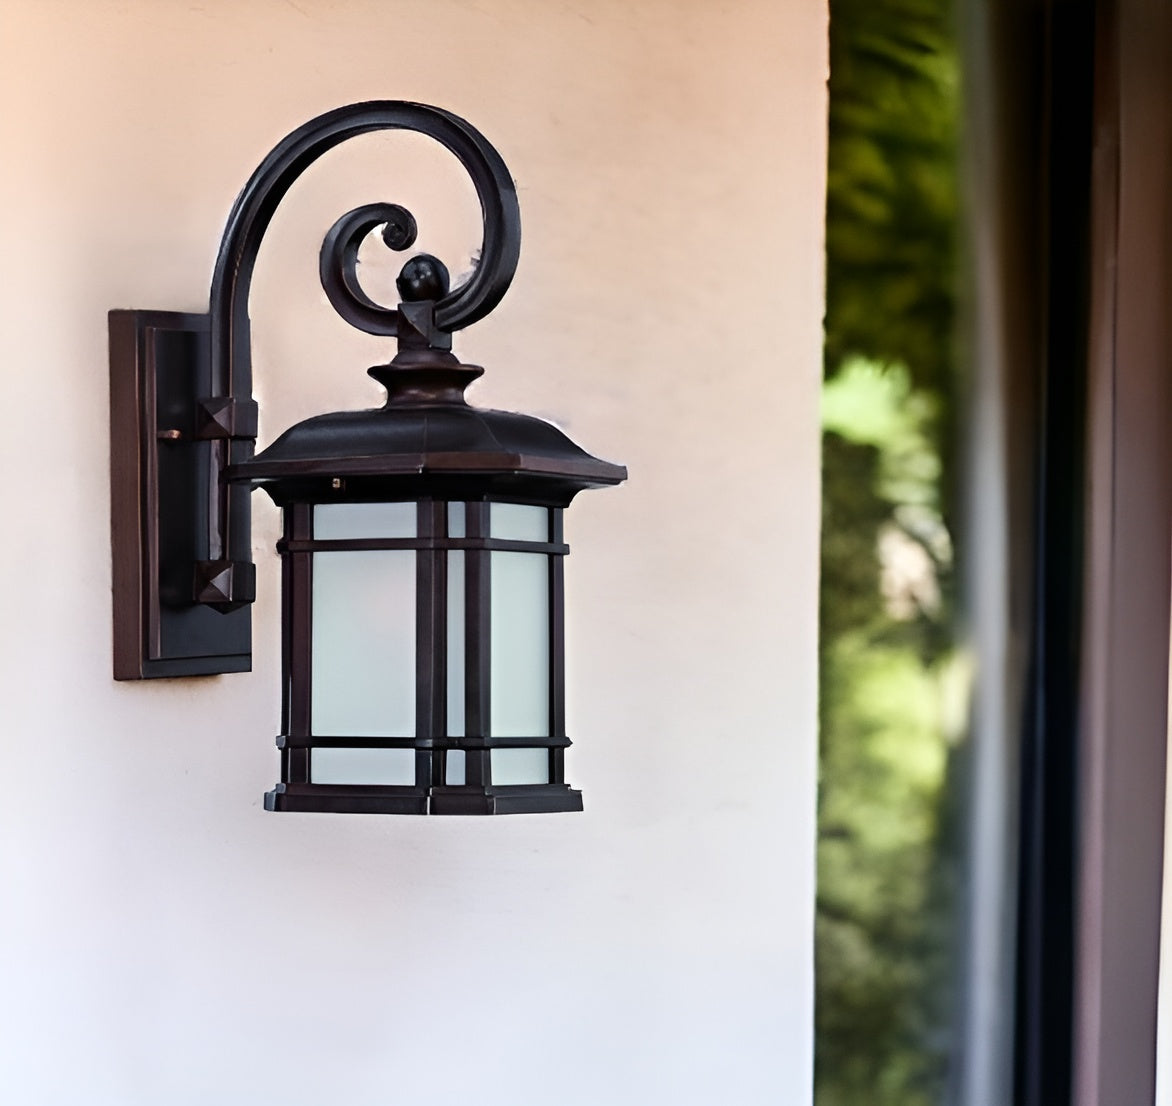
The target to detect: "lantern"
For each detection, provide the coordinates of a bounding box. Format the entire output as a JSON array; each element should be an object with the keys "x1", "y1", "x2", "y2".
[{"x1": 109, "y1": 102, "x2": 626, "y2": 815}]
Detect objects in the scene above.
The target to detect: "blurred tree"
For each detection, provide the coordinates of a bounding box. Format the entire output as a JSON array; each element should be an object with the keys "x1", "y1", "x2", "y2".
[
  {"x1": 817, "y1": 0, "x2": 961, "y2": 1103},
  {"x1": 824, "y1": 0, "x2": 959, "y2": 392}
]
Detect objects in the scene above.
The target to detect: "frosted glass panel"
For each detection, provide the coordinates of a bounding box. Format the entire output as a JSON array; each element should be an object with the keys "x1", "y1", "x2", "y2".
[
  {"x1": 315, "y1": 502, "x2": 416, "y2": 540},
  {"x1": 492, "y1": 748, "x2": 549, "y2": 785},
  {"x1": 490, "y1": 503, "x2": 549, "y2": 542},
  {"x1": 447, "y1": 550, "x2": 465, "y2": 736},
  {"x1": 312, "y1": 551, "x2": 416, "y2": 736},
  {"x1": 446, "y1": 749, "x2": 466, "y2": 785},
  {"x1": 447, "y1": 501, "x2": 466, "y2": 538},
  {"x1": 490, "y1": 552, "x2": 549, "y2": 736},
  {"x1": 312, "y1": 748, "x2": 416, "y2": 785}
]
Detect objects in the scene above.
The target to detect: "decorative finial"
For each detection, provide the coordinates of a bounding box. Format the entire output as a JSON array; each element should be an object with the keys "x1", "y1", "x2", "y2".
[{"x1": 396, "y1": 254, "x2": 450, "y2": 303}]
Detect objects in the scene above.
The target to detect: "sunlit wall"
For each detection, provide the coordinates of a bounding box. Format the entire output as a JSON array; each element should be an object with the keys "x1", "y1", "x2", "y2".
[{"x1": 0, "y1": 2, "x2": 827, "y2": 1104}]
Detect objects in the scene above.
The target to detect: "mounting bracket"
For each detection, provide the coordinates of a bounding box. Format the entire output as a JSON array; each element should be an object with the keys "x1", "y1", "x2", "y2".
[{"x1": 109, "y1": 309, "x2": 252, "y2": 679}]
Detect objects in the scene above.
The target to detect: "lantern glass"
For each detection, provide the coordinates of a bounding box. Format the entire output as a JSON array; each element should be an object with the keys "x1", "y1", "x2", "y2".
[
  {"x1": 261, "y1": 495, "x2": 585, "y2": 812},
  {"x1": 491, "y1": 550, "x2": 550, "y2": 737},
  {"x1": 447, "y1": 501, "x2": 466, "y2": 538},
  {"x1": 490, "y1": 502, "x2": 549, "y2": 541},
  {"x1": 492, "y1": 747, "x2": 550, "y2": 785},
  {"x1": 446, "y1": 749, "x2": 466, "y2": 785},
  {"x1": 447, "y1": 547, "x2": 466, "y2": 736},
  {"x1": 311, "y1": 549, "x2": 416, "y2": 736},
  {"x1": 311, "y1": 747, "x2": 416, "y2": 785},
  {"x1": 315, "y1": 501, "x2": 416, "y2": 539}
]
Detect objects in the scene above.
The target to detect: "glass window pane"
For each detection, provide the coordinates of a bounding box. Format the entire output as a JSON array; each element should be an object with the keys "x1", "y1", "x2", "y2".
[
  {"x1": 312, "y1": 551, "x2": 416, "y2": 736},
  {"x1": 314, "y1": 502, "x2": 417, "y2": 540},
  {"x1": 492, "y1": 748, "x2": 549, "y2": 786},
  {"x1": 819, "y1": 1, "x2": 971, "y2": 1098},
  {"x1": 446, "y1": 749, "x2": 466, "y2": 785},
  {"x1": 490, "y1": 503, "x2": 549, "y2": 542},
  {"x1": 490, "y1": 551, "x2": 549, "y2": 737},
  {"x1": 311, "y1": 748, "x2": 416, "y2": 786},
  {"x1": 447, "y1": 550, "x2": 465, "y2": 736},
  {"x1": 447, "y1": 501, "x2": 466, "y2": 538}
]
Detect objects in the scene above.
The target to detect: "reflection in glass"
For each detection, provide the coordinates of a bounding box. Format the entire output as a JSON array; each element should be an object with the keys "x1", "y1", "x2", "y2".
[{"x1": 818, "y1": 0, "x2": 966, "y2": 1101}]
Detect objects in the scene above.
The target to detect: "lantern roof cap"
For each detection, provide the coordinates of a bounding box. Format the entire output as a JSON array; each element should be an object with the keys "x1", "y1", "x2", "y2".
[{"x1": 227, "y1": 350, "x2": 626, "y2": 506}]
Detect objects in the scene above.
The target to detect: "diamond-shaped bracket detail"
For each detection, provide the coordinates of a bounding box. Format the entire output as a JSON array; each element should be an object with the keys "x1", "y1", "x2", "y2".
[
  {"x1": 195, "y1": 396, "x2": 259, "y2": 440},
  {"x1": 194, "y1": 560, "x2": 257, "y2": 614}
]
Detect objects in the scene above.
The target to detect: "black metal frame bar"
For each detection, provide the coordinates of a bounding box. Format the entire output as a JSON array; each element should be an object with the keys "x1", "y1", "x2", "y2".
[
  {"x1": 993, "y1": 1, "x2": 1172, "y2": 1102},
  {"x1": 1012, "y1": 2, "x2": 1096, "y2": 1102},
  {"x1": 278, "y1": 736, "x2": 574, "y2": 749},
  {"x1": 279, "y1": 537, "x2": 569, "y2": 554},
  {"x1": 549, "y1": 509, "x2": 567, "y2": 786},
  {"x1": 415, "y1": 500, "x2": 444, "y2": 793},
  {"x1": 280, "y1": 503, "x2": 313, "y2": 788},
  {"x1": 464, "y1": 500, "x2": 491, "y2": 792}
]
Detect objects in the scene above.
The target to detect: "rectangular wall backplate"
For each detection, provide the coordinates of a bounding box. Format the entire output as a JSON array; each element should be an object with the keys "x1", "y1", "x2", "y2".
[{"x1": 109, "y1": 310, "x2": 252, "y2": 679}]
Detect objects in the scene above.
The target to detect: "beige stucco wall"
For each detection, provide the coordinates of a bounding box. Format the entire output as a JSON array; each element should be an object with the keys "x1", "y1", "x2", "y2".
[{"x1": 0, "y1": 2, "x2": 827, "y2": 1103}]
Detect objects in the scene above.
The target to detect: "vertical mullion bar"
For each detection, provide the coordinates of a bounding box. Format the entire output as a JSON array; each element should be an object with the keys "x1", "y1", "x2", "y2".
[
  {"x1": 284, "y1": 502, "x2": 312, "y2": 785},
  {"x1": 550, "y1": 509, "x2": 566, "y2": 785},
  {"x1": 416, "y1": 500, "x2": 444, "y2": 792},
  {"x1": 466, "y1": 501, "x2": 491, "y2": 787}
]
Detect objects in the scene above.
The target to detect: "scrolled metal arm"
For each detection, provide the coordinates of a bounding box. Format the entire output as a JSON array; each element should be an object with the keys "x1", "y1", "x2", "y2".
[
  {"x1": 200, "y1": 99, "x2": 521, "y2": 572},
  {"x1": 208, "y1": 99, "x2": 521, "y2": 399},
  {"x1": 318, "y1": 202, "x2": 419, "y2": 337}
]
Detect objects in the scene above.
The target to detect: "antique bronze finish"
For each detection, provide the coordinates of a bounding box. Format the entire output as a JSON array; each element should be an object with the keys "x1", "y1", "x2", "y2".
[{"x1": 109, "y1": 101, "x2": 626, "y2": 814}]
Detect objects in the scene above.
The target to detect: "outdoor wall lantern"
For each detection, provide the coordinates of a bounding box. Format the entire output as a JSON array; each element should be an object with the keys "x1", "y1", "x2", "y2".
[{"x1": 109, "y1": 101, "x2": 626, "y2": 815}]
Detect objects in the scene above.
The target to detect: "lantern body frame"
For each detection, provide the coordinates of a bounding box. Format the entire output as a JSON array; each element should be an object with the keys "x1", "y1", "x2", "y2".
[
  {"x1": 267, "y1": 495, "x2": 580, "y2": 815},
  {"x1": 233, "y1": 358, "x2": 624, "y2": 815}
]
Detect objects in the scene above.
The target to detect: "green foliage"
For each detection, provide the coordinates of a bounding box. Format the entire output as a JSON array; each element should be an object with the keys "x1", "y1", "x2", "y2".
[
  {"x1": 824, "y1": 0, "x2": 959, "y2": 395},
  {"x1": 817, "y1": 0, "x2": 962, "y2": 1103},
  {"x1": 818, "y1": 643, "x2": 952, "y2": 1106}
]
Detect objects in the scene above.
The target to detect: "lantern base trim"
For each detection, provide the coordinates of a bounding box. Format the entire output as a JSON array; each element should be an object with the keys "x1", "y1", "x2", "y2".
[
  {"x1": 429, "y1": 785, "x2": 583, "y2": 816},
  {"x1": 263, "y1": 782, "x2": 582, "y2": 815},
  {"x1": 264, "y1": 783, "x2": 429, "y2": 815}
]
